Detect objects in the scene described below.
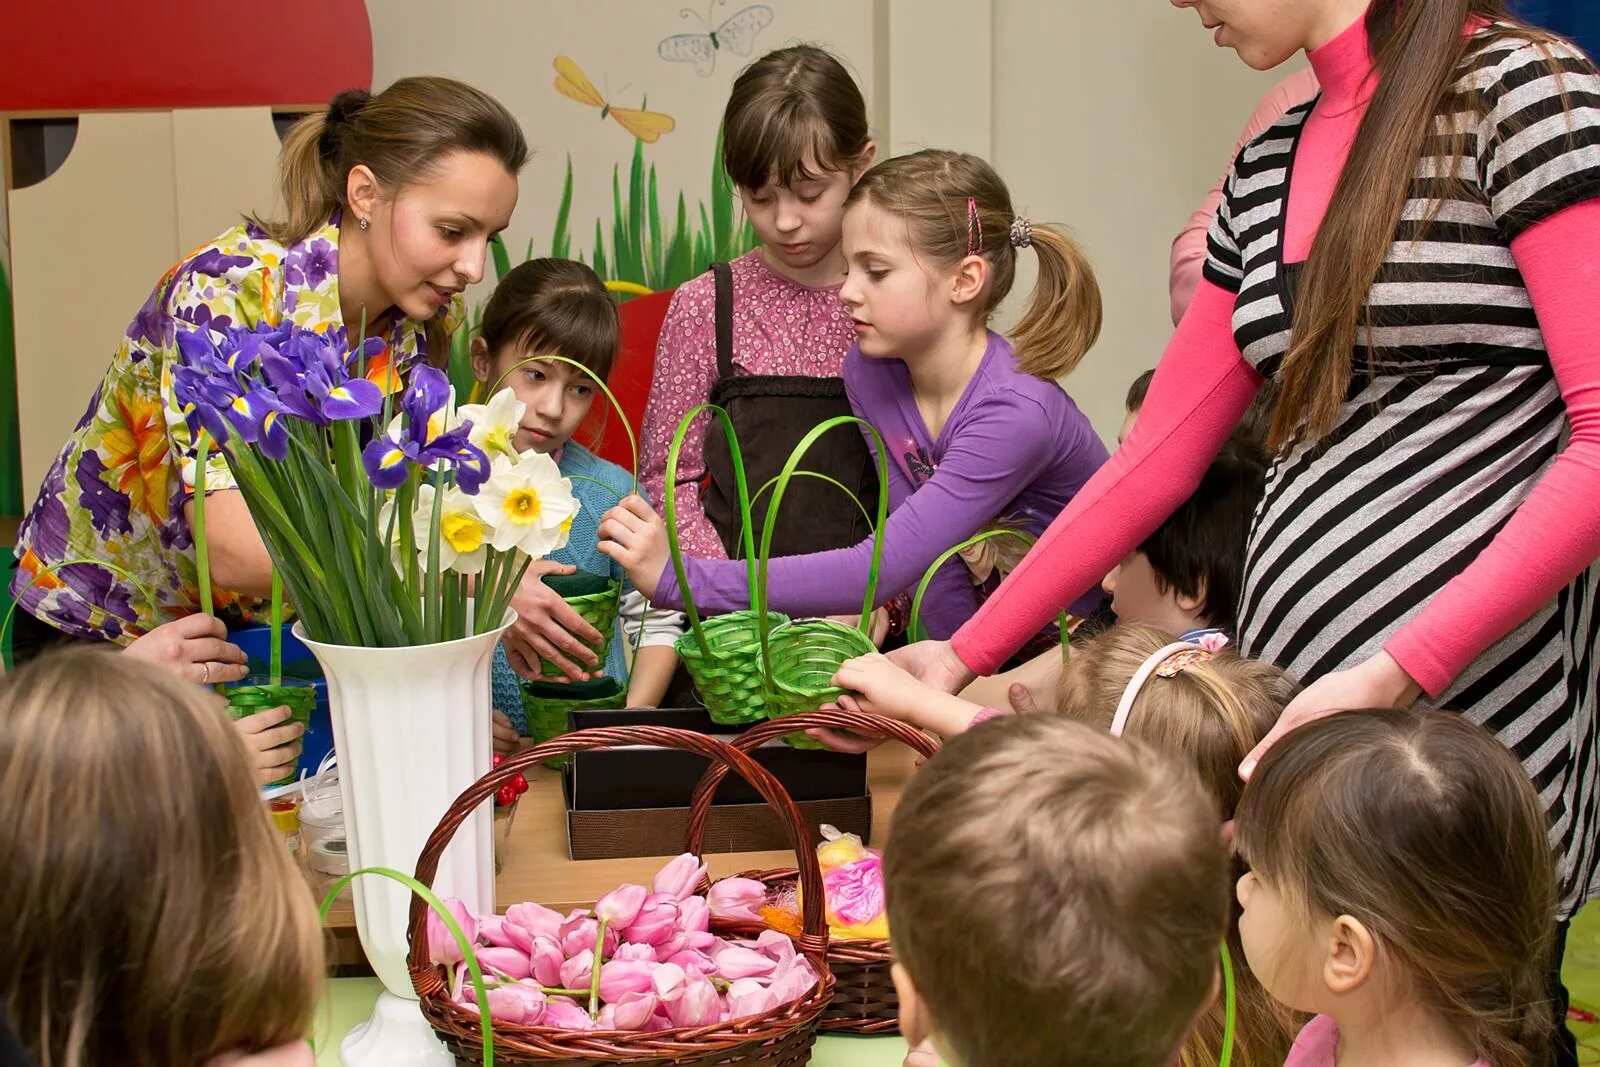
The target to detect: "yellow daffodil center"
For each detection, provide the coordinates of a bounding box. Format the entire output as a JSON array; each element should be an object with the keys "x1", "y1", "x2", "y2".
[
  {"x1": 503, "y1": 487, "x2": 541, "y2": 524},
  {"x1": 441, "y1": 513, "x2": 484, "y2": 554}
]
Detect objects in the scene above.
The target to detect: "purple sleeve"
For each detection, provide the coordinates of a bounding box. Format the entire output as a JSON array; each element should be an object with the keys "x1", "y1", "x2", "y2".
[{"x1": 652, "y1": 390, "x2": 1065, "y2": 636}]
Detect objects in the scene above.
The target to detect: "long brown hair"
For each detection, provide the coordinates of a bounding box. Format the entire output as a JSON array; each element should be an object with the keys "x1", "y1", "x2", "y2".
[
  {"x1": 479, "y1": 258, "x2": 620, "y2": 381},
  {"x1": 1057, "y1": 624, "x2": 1300, "y2": 1067},
  {"x1": 846, "y1": 150, "x2": 1102, "y2": 380},
  {"x1": 0, "y1": 649, "x2": 324, "y2": 1067},
  {"x1": 722, "y1": 44, "x2": 871, "y2": 190},
  {"x1": 1236, "y1": 708, "x2": 1555, "y2": 1067},
  {"x1": 253, "y1": 76, "x2": 528, "y2": 363},
  {"x1": 1272, "y1": 1, "x2": 1565, "y2": 449}
]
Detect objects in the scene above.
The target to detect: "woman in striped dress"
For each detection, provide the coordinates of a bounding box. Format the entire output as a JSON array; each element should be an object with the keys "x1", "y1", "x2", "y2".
[{"x1": 884, "y1": 1, "x2": 1600, "y2": 1059}]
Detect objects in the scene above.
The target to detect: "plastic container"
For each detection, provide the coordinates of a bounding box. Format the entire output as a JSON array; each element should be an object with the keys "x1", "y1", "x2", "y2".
[{"x1": 227, "y1": 624, "x2": 333, "y2": 777}]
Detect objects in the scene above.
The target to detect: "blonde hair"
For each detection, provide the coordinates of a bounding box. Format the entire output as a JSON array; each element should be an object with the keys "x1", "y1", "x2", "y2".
[
  {"x1": 846, "y1": 149, "x2": 1101, "y2": 380},
  {"x1": 886, "y1": 713, "x2": 1229, "y2": 1067},
  {"x1": 0, "y1": 648, "x2": 324, "y2": 1067},
  {"x1": 253, "y1": 77, "x2": 528, "y2": 363},
  {"x1": 1236, "y1": 709, "x2": 1555, "y2": 1067},
  {"x1": 1057, "y1": 624, "x2": 1301, "y2": 1067}
]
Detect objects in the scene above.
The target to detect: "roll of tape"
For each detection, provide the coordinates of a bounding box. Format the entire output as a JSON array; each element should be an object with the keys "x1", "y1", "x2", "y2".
[{"x1": 310, "y1": 835, "x2": 349, "y2": 877}]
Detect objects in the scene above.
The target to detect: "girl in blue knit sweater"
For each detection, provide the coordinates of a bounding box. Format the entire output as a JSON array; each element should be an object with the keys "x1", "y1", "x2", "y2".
[{"x1": 471, "y1": 259, "x2": 682, "y2": 751}]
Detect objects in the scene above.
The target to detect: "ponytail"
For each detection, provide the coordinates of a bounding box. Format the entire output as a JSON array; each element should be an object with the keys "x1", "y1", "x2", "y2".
[
  {"x1": 1010, "y1": 223, "x2": 1102, "y2": 380},
  {"x1": 260, "y1": 90, "x2": 371, "y2": 247}
]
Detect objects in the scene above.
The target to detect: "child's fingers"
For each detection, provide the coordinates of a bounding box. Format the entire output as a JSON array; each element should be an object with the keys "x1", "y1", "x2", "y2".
[
  {"x1": 527, "y1": 558, "x2": 578, "y2": 580},
  {"x1": 232, "y1": 704, "x2": 293, "y2": 735},
  {"x1": 251, "y1": 721, "x2": 307, "y2": 751},
  {"x1": 1007, "y1": 681, "x2": 1040, "y2": 715},
  {"x1": 618, "y1": 494, "x2": 658, "y2": 521},
  {"x1": 807, "y1": 727, "x2": 885, "y2": 754}
]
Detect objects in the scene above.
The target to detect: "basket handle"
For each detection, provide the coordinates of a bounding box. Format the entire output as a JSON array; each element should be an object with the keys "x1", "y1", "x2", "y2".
[
  {"x1": 755, "y1": 416, "x2": 891, "y2": 680},
  {"x1": 663, "y1": 403, "x2": 757, "y2": 658},
  {"x1": 490, "y1": 354, "x2": 639, "y2": 494},
  {"x1": 730, "y1": 470, "x2": 876, "y2": 560},
  {"x1": 682, "y1": 708, "x2": 939, "y2": 862},
  {"x1": 404, "y1": 725, "x2": 831, "y2": 996},
  {"x1": 908, "y1": 528, "x2": 1071, "y2": 657}
]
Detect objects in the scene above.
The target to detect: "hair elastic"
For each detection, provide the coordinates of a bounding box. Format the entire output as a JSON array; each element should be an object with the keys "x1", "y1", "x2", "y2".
[
  {"x1": 965, "y1": 197, "x2": 983, "y2": 256},
  {"x1": 1009, "y1": 216, "x2": 1032, "y2": 248},
  {"x1": 1109, "y1": 633, "x2": 1229, "y2": 738}
]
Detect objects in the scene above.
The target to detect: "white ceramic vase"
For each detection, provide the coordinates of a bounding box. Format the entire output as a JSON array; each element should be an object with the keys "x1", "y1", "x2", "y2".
[{"x1": 296, "y1": 611, "x2": 512, "y2": 1067}]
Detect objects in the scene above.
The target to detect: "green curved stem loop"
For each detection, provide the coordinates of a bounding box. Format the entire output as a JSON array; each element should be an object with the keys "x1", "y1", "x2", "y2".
[
  {"x1": 2, "y1": 557, "x2": 160, "y2": 665},
  {"x1": 662, "y1": 403, "x2": 757, "y2": 658},
  {"x1": 907, "y1": 528, "x2": 1070, "y2": 659},
  {"x1": 317, "y1": 865, "x2": 493, "y2": 1067},
  {"x1": 730, "y1": 470, "x2": 875, "y2": 560},
  {"x1": 193, "y1": 431, "x2": 215, "y2": 619},
  {"x1": 1219, "y1": 939, "x2": 1236, "y2": 1067},
  {"x1": 755, "y1": 416, "x2": 891, "y2": 685},
  {"x1": 489, "y1": 355, "x2": 638, "y2": 494}
]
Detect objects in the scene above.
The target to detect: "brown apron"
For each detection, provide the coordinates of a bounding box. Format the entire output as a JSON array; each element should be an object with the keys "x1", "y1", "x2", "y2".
[{"x1": 700, "y1": 261, "x2": 878, "y2": 557}]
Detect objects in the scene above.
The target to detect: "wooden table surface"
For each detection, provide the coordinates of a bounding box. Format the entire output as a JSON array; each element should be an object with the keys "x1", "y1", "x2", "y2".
[{"x1": 309, "y1": 743, "x2": 919, "y2": 966}]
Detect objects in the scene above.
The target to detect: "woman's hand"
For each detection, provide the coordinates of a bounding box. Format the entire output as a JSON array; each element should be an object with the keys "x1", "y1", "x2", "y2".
[
  {"x1": 884, "y1": 639, "x2": 977, "y2": 695},
  {"x1": 124, "y1": 613, "x2": 250, "y2": 686},
  {"x1": 596, "y1": 495, "x2": 670, "y2": 600},
  {"x1": 502, "y1": 559, "x2": 604, "y2": 683},
  {"x1": 232, "y1": 704, "x2": 305, "y2": 786},
  {"x1": 1239, "y1": 650, "x2": 1423, "y2": 778}
]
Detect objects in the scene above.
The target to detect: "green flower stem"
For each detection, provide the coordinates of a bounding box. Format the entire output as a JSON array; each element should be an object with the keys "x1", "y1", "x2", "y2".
[
  {"x1": 535, "y1": 987, "x2": 593, "y2": 998},
  {"x1": 909, "y1": 529, "x2": 1070, "y2": 659},
  {"x1": 1219, "y1": 941, "x2": 1237, "y2": 1067},
  {"x1": 192, "y1": 432, "x2": 214, "y2": 619},
  {"x1": 270, "y1": 569, "x2": 283, "y2": 686},
  {"x1": 424, "y1": 466, "x2": 445, "y2": 641},
  {"x1": 587, "y1": 916, "x2": 608, "y2": 1018}
]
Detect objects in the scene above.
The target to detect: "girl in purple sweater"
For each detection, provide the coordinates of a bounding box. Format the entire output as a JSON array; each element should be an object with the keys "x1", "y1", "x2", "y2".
[{"x1": 598, "y1": 150, "x2": 1109, "y2": 643}]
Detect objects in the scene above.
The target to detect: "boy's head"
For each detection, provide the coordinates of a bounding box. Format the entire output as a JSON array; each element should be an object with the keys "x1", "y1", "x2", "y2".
[
  {"x1": 885, "y1": 714, "x2": 1229, "y2": 1067},
  {"x1": 469, "y1": 257, "x2": 619, "y2": 454},
  {"x1": 1102, "y1": 441, "x2": 1266, "y2": 636}
]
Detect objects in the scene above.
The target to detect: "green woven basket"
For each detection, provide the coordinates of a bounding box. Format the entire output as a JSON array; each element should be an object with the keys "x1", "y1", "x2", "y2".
[
  {"x1": 536, "y1": 569, "x2": 621, "y2": 679},
  {"x1": 520, "y1": 676, "x2": 626, "y2": 768},
  {"x1": 225, "y1": 676, "x2": 318, "y2": 786},
  {"x1": 756, "y1": 416, "x2": 892, "y2": 748},
  {"x1": 664, "y1": 403, "x2": 789, "y2": 726}
]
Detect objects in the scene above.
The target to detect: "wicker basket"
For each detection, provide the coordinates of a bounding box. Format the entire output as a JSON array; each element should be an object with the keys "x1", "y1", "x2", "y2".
[
  {"x1": 406, "y1": 725, "x2": 836, "y2": 1065},
  {"x1": 685, "y1": 708, "x2": 941, "y2": 1034},
  {"x1": 224, "y1": 678, "x2": 318, "y2": 786},
  {"x1": 674, "y1": 610, "x2": 788, "y2": 725},
  {"x1": 520, "y1": 676, "x2": 626, "y2": 768},
  {"x1": 536, "y1": 570, "x2": 622, "y2": 680}
]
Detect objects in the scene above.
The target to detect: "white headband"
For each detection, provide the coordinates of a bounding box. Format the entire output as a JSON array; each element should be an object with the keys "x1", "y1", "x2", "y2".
[{"x1": 1109, "y1": 634, "x2": 1230, "y2": 738}]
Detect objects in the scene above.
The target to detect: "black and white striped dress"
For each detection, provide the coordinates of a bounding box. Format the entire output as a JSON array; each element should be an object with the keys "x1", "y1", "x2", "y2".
[{"x1": 1204, "y1": 33, "x2": 1600, "y2": 913}]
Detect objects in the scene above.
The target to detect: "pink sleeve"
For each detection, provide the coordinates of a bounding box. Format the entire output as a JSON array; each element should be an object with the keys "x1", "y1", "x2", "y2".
[
  {"x1": 1385, "y1": 200, "x2": 1600, "y2": 696},
  {"x1": 637, "y1": 283, "x2": 730, "y2": 561},
  {"x1": 950, "y1": 281, "x2": 1261, "y2": 676},
  {"x1": 969, "y1": 706, "x2": 1012, "y2": 726},
  {"x1": 1170, "y1": 67, "x2": 1322, "y2": 325}
]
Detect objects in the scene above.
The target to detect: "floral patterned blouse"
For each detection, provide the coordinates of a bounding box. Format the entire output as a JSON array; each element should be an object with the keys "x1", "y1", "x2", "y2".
[{"x1": 10, "y1": 214, "x2": 455, "y2": 643}]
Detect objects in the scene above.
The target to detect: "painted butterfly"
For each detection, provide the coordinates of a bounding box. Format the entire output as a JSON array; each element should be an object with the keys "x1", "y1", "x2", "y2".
[{"x1": 658, "y1": 1, "x2": 775, "y2": 77}]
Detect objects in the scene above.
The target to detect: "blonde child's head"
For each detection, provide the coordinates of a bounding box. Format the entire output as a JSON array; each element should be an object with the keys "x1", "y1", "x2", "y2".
[
  {"x1": 0, "y1": 648, "x2": 324, "y2": 1067},
  {"x1": 885, "y1": 713, "x2": 1229, "y2": 1067},
  {"x1": 843, "y1": 149, "x2": 1101, "y2": 380},
  {"x1": 1235, "y1": 708, "x2": 1555, "y2": 1067},
  {"x1": 469, "y1": 257, "x2": 620, "y2": 456},
  {"x1": 1057, "y1": 623, "x2": 1301, "y2": 1067}
]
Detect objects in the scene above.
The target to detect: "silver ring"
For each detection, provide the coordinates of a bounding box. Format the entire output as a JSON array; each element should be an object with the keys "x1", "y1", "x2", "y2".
[{"x1": 201, "y1": 662, "x2": 212, "y2": 684}]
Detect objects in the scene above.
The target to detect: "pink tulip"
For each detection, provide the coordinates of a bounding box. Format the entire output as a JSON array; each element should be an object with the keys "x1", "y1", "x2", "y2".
[
  {"x1": 598, "y1": 959, "x2": 656, "y2": 1002},
  {"x1": 560, "y1": 914, "x2": 620, "y2": 958},
  {"x1": 677, "y1": 895, "x2": 711, "y2": 933},
  {"x1": 652, "y1": 853, "x2": 707, "y2": 900},
  {"x1": 530, "y1": 935, "x2": 565, "y2": 988},
  {"x1": 823, "y1": 854, "x2": 886, "y2": 926},
  {"x1": 506, "y1": 901, "x2": 565, "y2": 940},
  {"x1": 610, "y1": 990, "x2": 658, "y2": 1031},
  {"x1": 658, "y1": 928, "x2": 717, "y2": 959},
  {"x1": 752, "y1": 930, "x2": 796, "y2": 965},
  {"x1": 623, "y1": 894, "x2": 680, "y2": 946},
  {"x1": 707, "y1": 877, "x2": 767, "y2": 922},
  {"x1": 426, "y1": 897, "x2": 479, "y2": 966},
  {"x1": 667, "y1": 972, "x2": 722, "y2": 1027},
  {"x1": 768, "y1": 957, "x2": 820, "y2": 1006},
  {"x1": 485, "y1": 983, "x2": 547, "y2": 1025},
  {"x1": 479, "y1": 915, "x2": 535, "y2": 955},
  {"x1": 542, "y1": 997, "x2": 596, "y2": 1031},
  {"x1": 723, "y1": 977, "x2": 778, "y2": 1020},
  {"x1": 648, "y1": 1008, "x2": 676, "y2": 1032},
  {"x1": 614, "y1": 942, "x2": 658, "y2": 963},
  {"x1": 713, "y1": 944, "x2": 777, "y2": 980},
  {"x1": 475, "y1": 946, "x2": 532, "y2": 981},
  {"x1": 651, "y1": 962, "x2": 686, "y2": 1003},
  {"x1": 595, "y1": 883, "x2": 649, "y2": 928},
  {"x1": 559, "y1": 949, "x2": 593, "y2": 991},
  {"x1": 666, "y1": 948, "x2": 717, "y2": 976}
]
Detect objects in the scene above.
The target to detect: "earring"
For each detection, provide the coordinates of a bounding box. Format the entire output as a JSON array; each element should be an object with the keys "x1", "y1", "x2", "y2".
[{"x1": 358, "y1": 216, "x2": 370, "y2": 230}]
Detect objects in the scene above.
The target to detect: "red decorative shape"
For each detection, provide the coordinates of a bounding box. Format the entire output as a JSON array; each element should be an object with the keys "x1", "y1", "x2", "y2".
[
  {"x1": 582, "y1": 288, "x2": 676, "y2": 471},
  {"x1": 0, "y1": 1, "x2": 371, "y2": 112}
]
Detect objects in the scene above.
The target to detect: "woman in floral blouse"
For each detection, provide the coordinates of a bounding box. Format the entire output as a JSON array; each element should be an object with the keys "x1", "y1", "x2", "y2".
[{"x1": 9, "y1": 77, "x2": 526, "y2": 675}]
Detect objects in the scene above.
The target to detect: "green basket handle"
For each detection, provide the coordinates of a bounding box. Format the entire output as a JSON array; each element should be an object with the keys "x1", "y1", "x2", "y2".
[
  {"x1": 908, "y1": 528, "x2": 1070, "y2": 659},
  {"x1": 730, "y1": 469, "x2": 876, "y2": 560},
  {"x1": 663, "y1": 403, "x2": 757, "y2": 659},
  {"x1": 754, "y1": 415, "x2": 891, "y2": 679},
  {"x1": 490, "y1": 355, "x2": 638, "y2": 494}
]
